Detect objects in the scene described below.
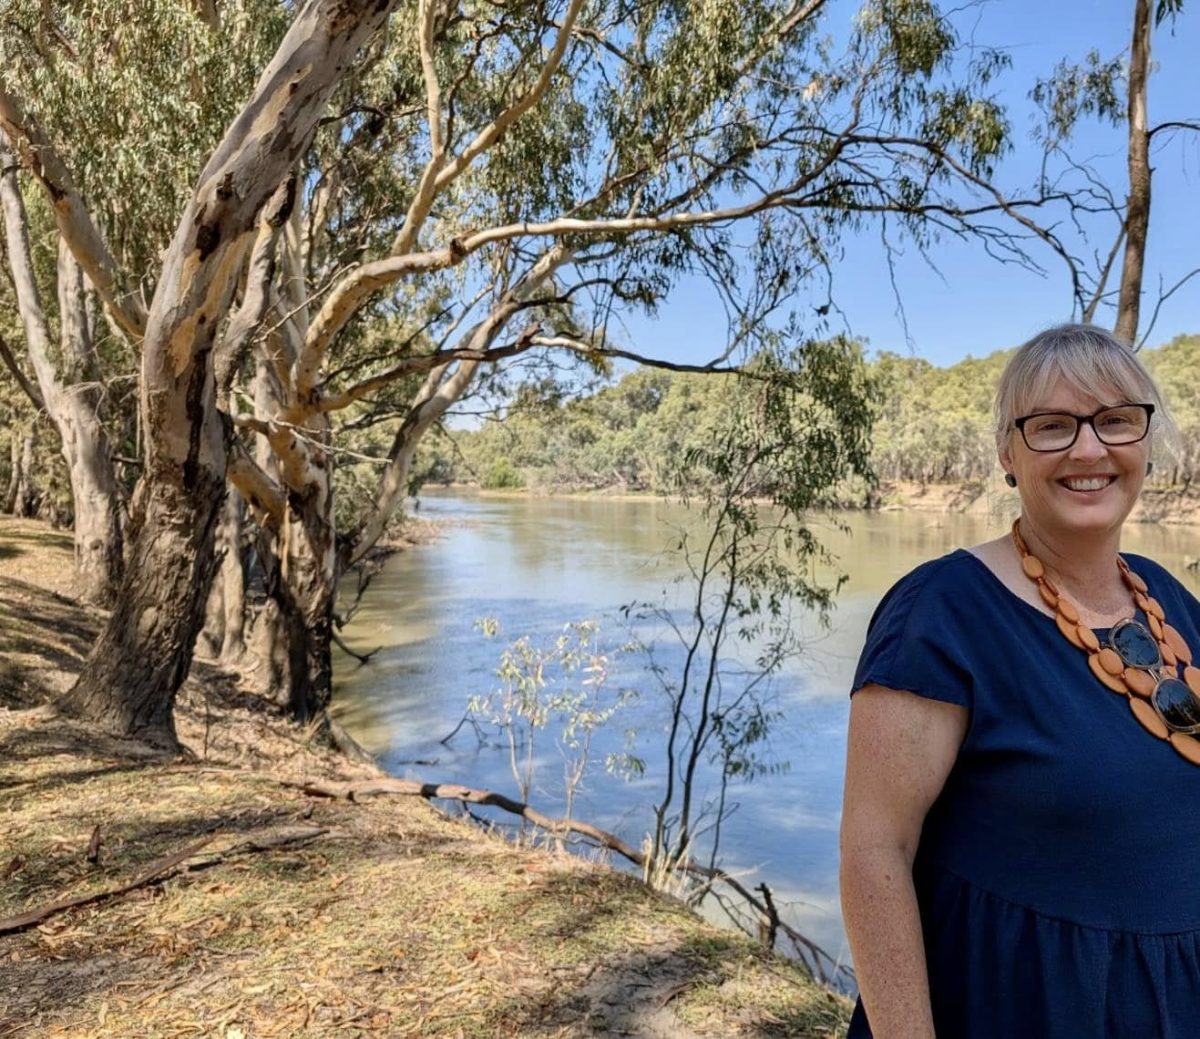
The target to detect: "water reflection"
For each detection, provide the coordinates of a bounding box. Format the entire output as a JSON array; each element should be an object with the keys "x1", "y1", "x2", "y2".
[{"x1": 335, "y1": 490, "x2": 1200, "y2": 973}]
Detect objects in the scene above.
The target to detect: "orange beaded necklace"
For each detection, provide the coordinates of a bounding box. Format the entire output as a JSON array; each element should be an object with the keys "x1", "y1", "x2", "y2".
[{"x1": 1011, "y1": 519, "x2": 1200, "y2": 766}]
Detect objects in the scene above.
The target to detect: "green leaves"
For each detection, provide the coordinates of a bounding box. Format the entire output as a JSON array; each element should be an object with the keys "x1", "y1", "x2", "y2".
[
  {"x1": 1, "y1": 0, "x2": 291, "y2": 278},
  {"x1": 468, "y1": 619, "x2": 641, "y2": 807},
  {"x1": 1031, "y1": 49, "x2": 1125, "y2": 144},
  {"x1": 1156, "y1": 0, "x2": 1185, "y2": 27}
]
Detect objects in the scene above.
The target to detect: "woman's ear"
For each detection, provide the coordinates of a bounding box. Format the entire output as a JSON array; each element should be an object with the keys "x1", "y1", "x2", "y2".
[{"x1": 998, "y1": 442, "x2": 1014, "y2": 481}]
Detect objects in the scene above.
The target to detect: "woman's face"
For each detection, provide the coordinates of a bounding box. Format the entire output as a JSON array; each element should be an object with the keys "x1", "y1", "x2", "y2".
[{"x1": 1000, "y1": 379, "x2": 1151, "y2": 543}]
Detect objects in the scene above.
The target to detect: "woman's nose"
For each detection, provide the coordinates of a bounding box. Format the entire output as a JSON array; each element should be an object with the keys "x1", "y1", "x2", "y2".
[{"x1": 1069, "y1": 419, "x2": 1108, "y2": 460}]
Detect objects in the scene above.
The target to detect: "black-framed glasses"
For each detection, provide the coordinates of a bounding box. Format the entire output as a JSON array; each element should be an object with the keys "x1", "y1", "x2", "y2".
[
  {"x1": 1014, "y1": 403, "x2": 1155, "y2": 453},
  {"x1": 1109, "y1": 619, "x2": 1200, "y2": 733}
]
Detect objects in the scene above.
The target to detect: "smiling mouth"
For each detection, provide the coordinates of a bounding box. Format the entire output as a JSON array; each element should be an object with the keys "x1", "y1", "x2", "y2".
[{"x1": 1059, "y1": 475, "x2": 1116, "y2": 492}]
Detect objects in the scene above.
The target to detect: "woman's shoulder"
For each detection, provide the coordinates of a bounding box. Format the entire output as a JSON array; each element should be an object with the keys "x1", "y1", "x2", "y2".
[
  {"x1": 885, "y1": 546, "x2": 992, "y2": 595},
  {"x1": 871, "y1": 549, "x2": 984, "y2": 622},
  {"x1": 856, "y1": 549, "x2": 983, "y2": 706}
]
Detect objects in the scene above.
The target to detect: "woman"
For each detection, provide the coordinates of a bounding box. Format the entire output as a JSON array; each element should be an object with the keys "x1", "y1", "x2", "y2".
[{"x1": 839, "y1": 323, "x2": 1200, "y2": 1038}]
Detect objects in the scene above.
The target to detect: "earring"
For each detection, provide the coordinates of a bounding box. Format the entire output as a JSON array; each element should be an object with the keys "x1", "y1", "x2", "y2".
[
  {"x1": 1146, "y1": 461, "x2": 1154, "y2": 476},
  {"x1": 1004, "y1": 473, "x2": 1017, "y2": 488}
]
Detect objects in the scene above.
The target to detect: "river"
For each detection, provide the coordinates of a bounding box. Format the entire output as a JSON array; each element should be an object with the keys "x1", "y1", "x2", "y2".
[{"x1": 333, "y1": 491, "x2": 1200, "y2": 978}]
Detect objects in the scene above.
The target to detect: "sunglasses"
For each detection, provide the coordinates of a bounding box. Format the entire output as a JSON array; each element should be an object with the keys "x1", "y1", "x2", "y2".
[{"x1": 1105, "y1": 619, "x2": 1200, "y2": 733}]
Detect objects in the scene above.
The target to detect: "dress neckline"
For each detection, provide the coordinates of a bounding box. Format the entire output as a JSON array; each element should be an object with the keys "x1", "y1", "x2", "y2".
[{"x1": 952, "y1": 547, "x2": 1140, "y2": 636}]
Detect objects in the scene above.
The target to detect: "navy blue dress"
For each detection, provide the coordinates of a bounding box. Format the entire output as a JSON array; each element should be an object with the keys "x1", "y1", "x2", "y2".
[{"x1": 847, "y1": 549, "x2": 1200, "y2": 1039}]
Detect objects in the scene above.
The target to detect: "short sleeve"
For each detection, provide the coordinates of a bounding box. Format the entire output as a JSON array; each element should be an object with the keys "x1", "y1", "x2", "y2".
[{"x1": 852, "y1": 556, "x2": 975, "y2": 709}]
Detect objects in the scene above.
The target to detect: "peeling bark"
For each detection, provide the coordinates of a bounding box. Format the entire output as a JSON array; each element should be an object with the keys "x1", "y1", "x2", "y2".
[{"x1": 57, "y1": 0, "x2": 400, "y2": 749}]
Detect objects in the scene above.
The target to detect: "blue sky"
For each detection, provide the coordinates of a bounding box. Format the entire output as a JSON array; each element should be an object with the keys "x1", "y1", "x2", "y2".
[{"x1": 616, "y1": 0, "x2": 1199, "y2": 369}]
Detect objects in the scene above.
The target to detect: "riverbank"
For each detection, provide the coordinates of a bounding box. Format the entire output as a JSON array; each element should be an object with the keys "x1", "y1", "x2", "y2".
[
  {"x1": 0, "y1": 516, "x2": 851, "y2": 1038},
  {"x1": 875, "y1": 480, "x2": 1200, "y2": 526},
  {"x1": 435, "y1": 480, "x2": 1200, "y2": 527}
]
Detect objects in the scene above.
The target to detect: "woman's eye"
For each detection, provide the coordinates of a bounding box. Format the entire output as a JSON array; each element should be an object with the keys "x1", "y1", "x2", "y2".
[{"x1": 1031, "y1": 418, "x2": 1068, "y2": 433}]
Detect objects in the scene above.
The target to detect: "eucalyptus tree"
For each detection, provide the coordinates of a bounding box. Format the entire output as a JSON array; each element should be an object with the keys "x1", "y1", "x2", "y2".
[
  {"x1": 0, "y1": 136, "x2": 126, "y2": 602},
  {"x1": 2, "y1": 0, "x2": 1034, "y2": 748},
  {"x1": 0, "y1": 0, "x2": 290, "y2": 602},
  {"x1": 1, "y1": 0, "x2": 396, "y2": 744},
  {"x1": 213, "y1": 0, "x2": 1026, "y2": 725},
  {"x1": 1021, "y1": 0, "x2": 1193, "y2": 344}
]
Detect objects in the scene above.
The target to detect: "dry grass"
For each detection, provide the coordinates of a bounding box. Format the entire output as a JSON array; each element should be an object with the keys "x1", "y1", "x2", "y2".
[{"x1": 0, "y1": 517, "x2": 851, "y2": 1038}]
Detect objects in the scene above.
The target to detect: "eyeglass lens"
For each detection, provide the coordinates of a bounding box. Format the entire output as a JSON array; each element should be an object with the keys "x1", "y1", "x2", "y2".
[{"x1": 1021, "y1": 405, "x2": 1149, "y2": 452}]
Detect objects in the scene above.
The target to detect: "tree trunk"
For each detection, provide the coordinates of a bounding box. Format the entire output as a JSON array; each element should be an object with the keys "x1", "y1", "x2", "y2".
[
  {"x1": 273, "y1": 561, "x2": 335, "y2": 723},
  {"x1": 255, "y1": 509, "x2": 334, "y2": 724},
  {"x1": 0, "y1": 134, "x2": 124, "y2": 604},
  {"x1": 1114, "y1": 0, "x2": 1151, "y2": 344},
  {"x1": 58, "y1": 0, "x2": 399, "y2": 748},
  {"x1": 56, "y1": 241, "x2": 125, "y2": 604},
  {"x1": 3, "y1": 435, "x2": 15, "y2": 515},
  {"x1": 63, "y1": 418, "x2": 125, "y2": 605},
  {"x1": 198, "y1": 568, "x2": 225, "y2": 659},
  {"x1": 219, "y1": 489, "x2": 247, "y2": 662},
  {"x1": 270, "y1": 407, "x2": 336, "y2": 721},
  {"x1": 199, "y1": 488, "x2": 248, "y2": 661},
  {"x1": 58, "y1": 479, "x2": 226, "y2": 743},
  {"x1": 7, "y1": 427, "x2": 38, "y2": 517}
]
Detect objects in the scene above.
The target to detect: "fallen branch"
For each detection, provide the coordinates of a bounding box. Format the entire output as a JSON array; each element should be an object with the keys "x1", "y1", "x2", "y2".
[
  {"x1": 439, "y1": 711, "x2": 487, "y2": 746},
  {"x1": 0, "y1": 836, "x2": 215, "y2": 936},
  {"x1": 285, "y1": 777, "x2": 842, "y2": 983},
  {"x1": 0, "y1": 826, "x2": 327, "y2": 936}
]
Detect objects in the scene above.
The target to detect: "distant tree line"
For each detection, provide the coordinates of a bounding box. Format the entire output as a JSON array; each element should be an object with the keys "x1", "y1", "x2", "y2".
[{"x1": 434, "y1": 333, "x2": 1200, "y2": 495}]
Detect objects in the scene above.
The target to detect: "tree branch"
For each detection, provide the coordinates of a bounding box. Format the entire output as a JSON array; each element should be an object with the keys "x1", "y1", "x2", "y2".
[
  {"x1": 0, "y1": 330, "x2": 44, "y2": 411},
  {"x1": 215, "y1": 175, "x2": 297, "y2": 403},
  {"x1": 227, "y1": 439, "x2": 285, "y2": 528},
  {"x1": 432, "y1": 0, "x2": 585, "y2": 194},
  {"x1": 0, "y1": 88, "x2": 147, "y2": 339},
  {"x1": 1148, "y1": 120, "x2": 1200, "y2": 139}
]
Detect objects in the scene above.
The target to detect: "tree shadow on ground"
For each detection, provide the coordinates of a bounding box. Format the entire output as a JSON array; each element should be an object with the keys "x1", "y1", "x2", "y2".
[
  {"x1": 0, "y1": 714, "x2": 172, "y2": 764},
  {"x1": 453, "y1": 863, "x2": 848, "y2": 1038},
  {"x1": 0, "y1": 579, "x2": 97, "y2": 708},
  {"x1": 0, "y1": 803, "x2": 333, "y2": 1036}
]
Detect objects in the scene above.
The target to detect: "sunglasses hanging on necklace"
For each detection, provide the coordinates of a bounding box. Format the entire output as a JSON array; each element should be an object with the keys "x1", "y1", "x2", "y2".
[{"x1": 1011, "y1": 519, "x2": 1200, "y2": 766}]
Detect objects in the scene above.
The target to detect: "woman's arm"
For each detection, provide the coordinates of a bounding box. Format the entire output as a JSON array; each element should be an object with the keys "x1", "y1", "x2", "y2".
[{"x1": 839, "y1": 686, "x2": 968, "y2": 1039}]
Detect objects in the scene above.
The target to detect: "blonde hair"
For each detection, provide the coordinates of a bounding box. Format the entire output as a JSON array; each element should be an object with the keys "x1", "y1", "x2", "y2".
[{"x1": 994, "y1": 323, "x2": 1179, "y2": 454}]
